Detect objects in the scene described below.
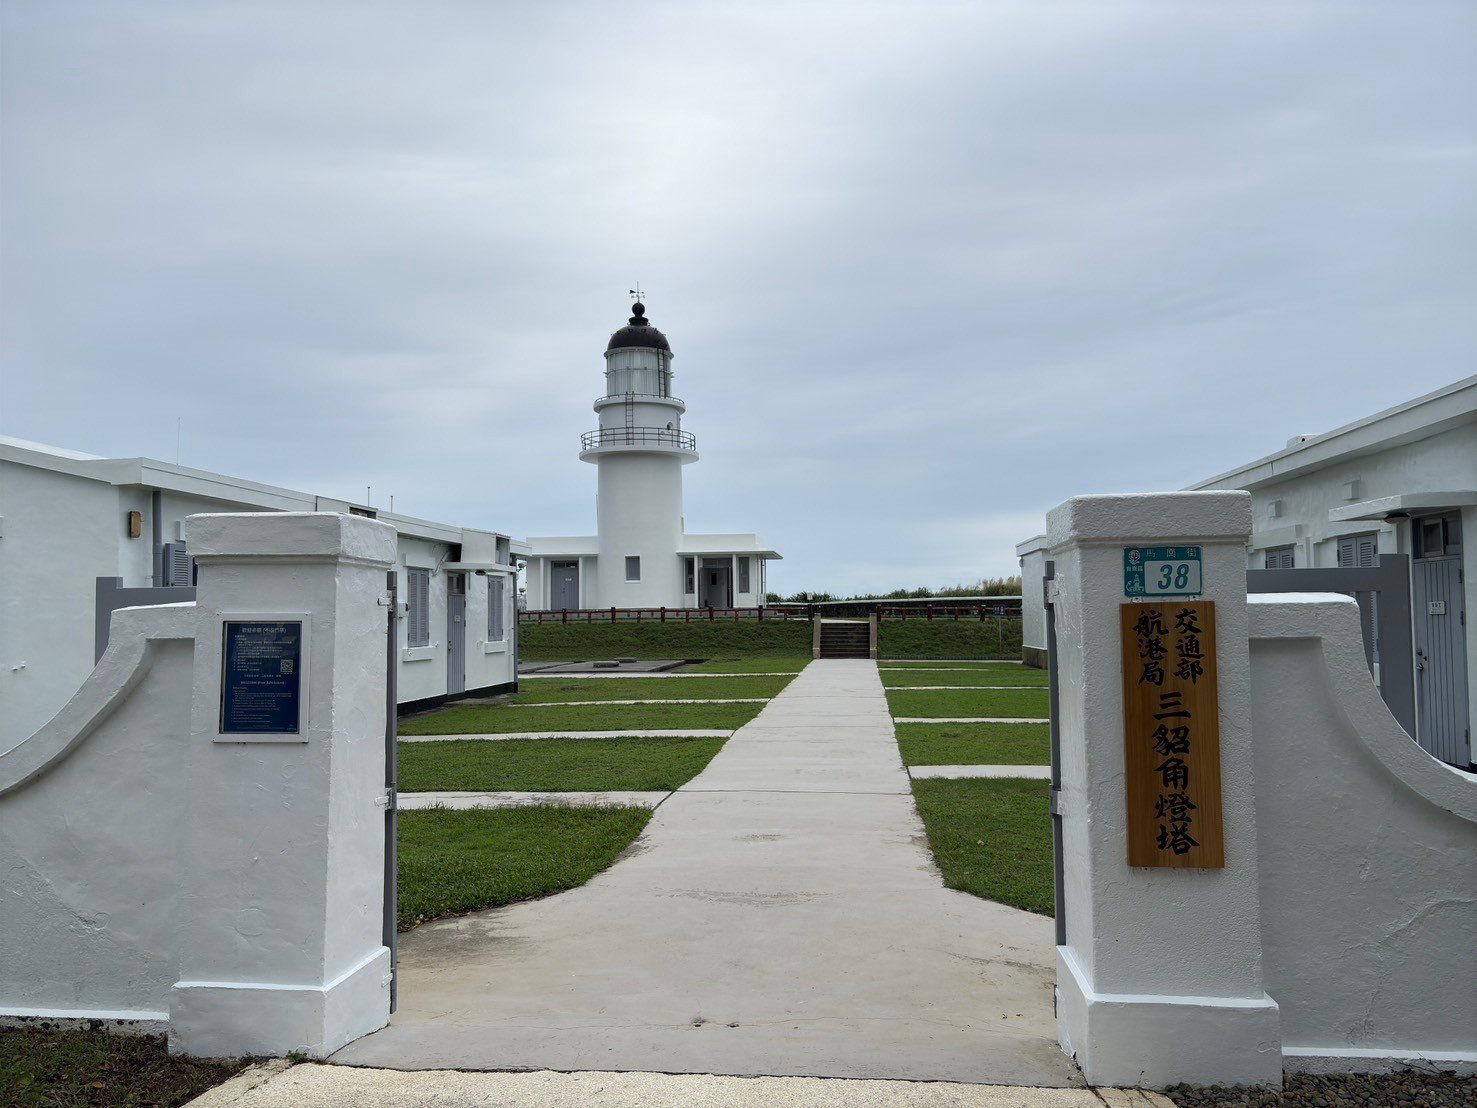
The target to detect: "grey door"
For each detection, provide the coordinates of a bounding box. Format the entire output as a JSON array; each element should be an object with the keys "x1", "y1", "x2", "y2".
[
  {"x1": 551, "y1": 561, "x2": 580, "y2": 610},
  {"x1": 1412, "y1": 515, "x2": 1469, "y2": 767},
  {"x1": 700, "y1": 561, "x2": 731, "y2": 608},
  {"x1": 446, "y1": 573, "x2": 466, "y2": 696}
]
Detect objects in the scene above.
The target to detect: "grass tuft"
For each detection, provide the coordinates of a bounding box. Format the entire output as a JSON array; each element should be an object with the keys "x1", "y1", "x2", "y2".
[
  {"x1": 896, "y1": 722, "x2": 1049, "y2": 766},
  {"x1": 397, "y1": 805, "x2": 650, "y2": 930},
  {"x1": 912, "y1": 777, "x2": 1054, "y2": 916},
  {"x1": 401, "y1": 700, "x2": 762, "y2": 735},
  {"x1": 886, "y1": 687, "x2": 1049, "y2": 719},
  {"x1": 0, "y1": 1027, "x2": 244, "y2": 1107},
  {"x1": 398, "y1": 736, "x2": 725, "y2": 792}
]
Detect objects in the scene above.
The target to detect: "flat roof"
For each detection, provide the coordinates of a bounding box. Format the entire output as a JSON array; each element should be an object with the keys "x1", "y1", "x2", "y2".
[
  {"x1": 0, "y1": 434, "x2": 517, "y2": 548},
  {"x1": 1190, "y1": 377, "x2": 1477, "y2": 492}
]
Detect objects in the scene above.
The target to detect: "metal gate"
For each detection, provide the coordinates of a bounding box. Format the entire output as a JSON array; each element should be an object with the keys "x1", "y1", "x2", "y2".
[
  {"x1": 383, "y1": 570, "x2": 399, "y2": 1012},
  {"x1": 1411, "y1": 516, "x2": 1470, "y2": 767},
  {"x1": 1247, "y1": 554, "x2": 1417, "y2": 746},
  {"x1": 1043, "y1": 561, "x2": 1065, "y2": 946}
]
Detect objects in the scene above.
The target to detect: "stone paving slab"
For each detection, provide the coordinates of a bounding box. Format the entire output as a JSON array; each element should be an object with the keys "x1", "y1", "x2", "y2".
[
  {"x1": 336, "y1": 660, "x2": 1080, "y2": 1086},
  {"x1": 399, "y1": 730, "x2": 735, "y2": 742},
  {"x1": 192, "y1": 1064, "x2": 1172, "y2": 1107},
  {"x1": 399, "y1": 790, "x2": 668, "y2": 810},
  {"x1": 909, "y1": 765, "x2": 1053, "y2": 780}
]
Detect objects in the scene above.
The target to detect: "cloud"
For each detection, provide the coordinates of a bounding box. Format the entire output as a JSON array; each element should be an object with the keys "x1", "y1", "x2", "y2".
[{"x1": 3, "y1": 1, "x2": 1474, "y2": 593}]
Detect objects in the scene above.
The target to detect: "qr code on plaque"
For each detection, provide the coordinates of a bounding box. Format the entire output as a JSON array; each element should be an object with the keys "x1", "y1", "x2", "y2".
[{"x1": 280, "y1": 659, "x2": 295, "y2": 675}]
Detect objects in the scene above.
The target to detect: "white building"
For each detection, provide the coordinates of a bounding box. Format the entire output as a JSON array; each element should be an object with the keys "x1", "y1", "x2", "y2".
[
  {"x1": 1018, "y1": 377, "x2": 1476, "y2": 767},
  {"x1": 0, "y1": 435, "x2": 525, "y2": 750},
  {"x1": 524, "y1": 301, "x2": 780, "y2": 610}
]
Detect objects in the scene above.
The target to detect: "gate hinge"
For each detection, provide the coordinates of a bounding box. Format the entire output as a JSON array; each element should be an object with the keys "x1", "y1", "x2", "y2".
[
  {"x1": 1050, "y1": 787, "x2": 1064, "y2": 817},
  {"x1": 1045, "y1": 580, "x2": 1061, "y2": 605},
  {"x1": 378, "y1": 593, "x2": 394, "y2": 607},
  {"x1": 375, "y1": 788, "x2": 396, "y2": 808}
]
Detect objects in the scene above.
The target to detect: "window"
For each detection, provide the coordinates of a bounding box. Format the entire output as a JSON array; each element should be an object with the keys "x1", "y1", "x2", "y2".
[
  {"x1": 488, "y1": 575, "x2": 506, "y2": 642},
  {"x1": 684, "y1": 557, "x2": 695, "y2": 593},
  {"x1": 406, "y1": 567, "x2": 431, "y2": 647},
  {"x1": 1263, "y1": 546, "x2": 1295, "y2": 570},
  {"x1": 625, "y1": 556, "x2": 641, "y2": 581},
  {"x1": 738, "y1": 556, "x2": 751, "y2": 593},
  {"x1": 1415, "y1": 513, "x2": 1462, "y2": 559},
  {"x1": 1337, "y1": 532, "x2": 1378, "y2": 569}
]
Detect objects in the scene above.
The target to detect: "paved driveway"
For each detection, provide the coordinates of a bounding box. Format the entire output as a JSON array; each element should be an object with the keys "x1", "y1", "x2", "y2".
[{"x1": 333, "y1": 660, "x2": 1080, "y2": 1086}]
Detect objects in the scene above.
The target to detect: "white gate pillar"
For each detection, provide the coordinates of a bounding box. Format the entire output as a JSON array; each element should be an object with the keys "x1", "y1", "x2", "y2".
[
  {"x1": 1048, "y1": 492, "x2": 1282, "y2": 1088},
  {"x1": 169, "y1": 512, "x2": 396, "y2": 1058}
]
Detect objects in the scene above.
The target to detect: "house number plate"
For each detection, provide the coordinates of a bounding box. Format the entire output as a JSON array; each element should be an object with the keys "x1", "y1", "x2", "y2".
[{"x1": 1124, "y1": 546, "x2": 1203, "y2": 599}]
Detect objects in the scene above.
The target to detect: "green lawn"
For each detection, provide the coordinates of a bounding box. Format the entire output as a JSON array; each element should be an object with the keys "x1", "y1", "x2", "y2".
[
  {"x1": 886, "y1": 687, "x2": 1049, "y2": 719},
  {"x1": 520, "y1": 619, "x2": 811, "y2": 661},
  {"x1": 0, "y1": 1027, "x2": 244, "y2": 1107},
  {"x1": 397, "y1": 806, "x2": 651, "y2": 930},
  {"x1": 878, "y1": 618, "x2": 1022, "y2": 659},
  {"x1": 897, "y1": 722, "x2": 1049, "y2": 765},
  {"x1": 399, "y1": 736, "x2": 725, "y2": 792},
  {"x1": 912, "y1": 778, "x2": 1054, "y2": 916},
  {"x1": 511, "y1": 675, "x2": 793, "y2": 703},
  {"x1": 401, "y1": 700, "x2": 763, "y2": 735},
  {"x1": 680, "y1": 655, "x2": 810, "y2": 673},
  {"x1": 882, "y1": 664, "x2": 1046, "y2": 688}
]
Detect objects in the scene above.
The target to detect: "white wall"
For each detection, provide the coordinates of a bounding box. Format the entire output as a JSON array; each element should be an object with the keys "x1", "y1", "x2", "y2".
[
  {"x1": 1248, "y1": 594, "x2": 1477, "y2": 1070},
  {"x1": 0, "y1": 463, "x2": 125, "y2": 748},
  {"x1": 1220, "y1": 423, "x2": 1477, "y2": 771},
  {"x1": 0, "y1": 453, "x2": 516, "y2": 745},
  {"x1": 596, "y1": 453, "x2": 685, "y2": 607},
  {"x1": 0, "y1": 513, "x2": 395, "y2": 1058}
]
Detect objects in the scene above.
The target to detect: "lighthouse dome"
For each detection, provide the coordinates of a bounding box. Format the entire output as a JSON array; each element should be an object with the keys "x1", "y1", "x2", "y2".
[{"x1": 606, "y1": 302, "x2": 671, "y2": 353}]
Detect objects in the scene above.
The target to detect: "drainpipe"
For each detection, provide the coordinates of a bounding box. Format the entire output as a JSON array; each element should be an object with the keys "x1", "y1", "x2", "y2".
[{"x1": 151, "y1": 489, "x2": 163, "y2": 587}]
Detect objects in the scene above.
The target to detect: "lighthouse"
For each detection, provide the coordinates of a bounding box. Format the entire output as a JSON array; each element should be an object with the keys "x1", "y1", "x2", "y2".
[
  {"x1": 524, "y1": 298, "x2": 780, "y2": 611},
  {"x1": 584, "y1": 300, "x2": 695, "y2": 607}
]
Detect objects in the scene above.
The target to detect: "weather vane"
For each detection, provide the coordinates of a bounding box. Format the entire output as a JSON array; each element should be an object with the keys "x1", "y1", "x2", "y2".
[{"x1": 629, "y1": 283, "x2": 645, "y2": 302}]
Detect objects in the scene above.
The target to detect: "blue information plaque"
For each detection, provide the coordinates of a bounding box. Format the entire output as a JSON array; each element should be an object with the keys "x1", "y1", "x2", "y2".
[{"x1": 220, "y1": 621, "x2": 303, "y2": 735}]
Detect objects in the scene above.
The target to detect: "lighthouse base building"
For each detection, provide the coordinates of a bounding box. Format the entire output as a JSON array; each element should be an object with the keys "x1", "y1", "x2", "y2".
[{"x1": 524, "y1": 301, "x2": 779, "y2": 611}]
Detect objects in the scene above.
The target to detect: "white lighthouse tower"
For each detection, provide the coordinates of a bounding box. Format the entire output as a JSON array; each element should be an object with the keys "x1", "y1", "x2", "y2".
[
  {"x1": 525, "y1": 298, "x2": 780, "y2": 611},
  {"x1": 585, "y1": 300, "x2": 695, "y2": 607}
]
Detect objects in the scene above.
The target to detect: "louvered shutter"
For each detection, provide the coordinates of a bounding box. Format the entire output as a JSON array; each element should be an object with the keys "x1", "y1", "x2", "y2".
[
  {"x1": 162, "y1": 541, "x2": 193, "y2": 586},
  {"x1": 1263, "y1": 546, "x2": 1294, "y2": 570},
  {"x1": 407, "y1": 568, "x2": 431, "y2": 646},
  {"x1": 488, "y1": 576, "x2": 505, "y2": 642},
  {"x1": 1337, "y1": 533, "x2": 1378, "y2": 569}
]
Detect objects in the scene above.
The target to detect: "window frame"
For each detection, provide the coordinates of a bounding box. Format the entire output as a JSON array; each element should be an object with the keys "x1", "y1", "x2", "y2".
[
  {"x1": 406, "y1": 567, "x2": 431, "y2": 647},
  {"x1": 487, "y1": 575, "x2": 506, "y2": 643},
  {"x1": 625, "y1": 555, "x2": 641, "y2": 582},
  {"x1": 1263, "y1": 545, "x2": 1295, "y2": 570},
  {"x1": 738, "y1": 556, "x2": 751, "y2": 593}
]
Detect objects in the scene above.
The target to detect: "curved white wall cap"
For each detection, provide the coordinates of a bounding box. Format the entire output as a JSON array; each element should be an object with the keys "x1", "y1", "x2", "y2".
[
  {"x1": 1046, "y1": 491, "x2": 1253, "y2": 549},
  {"x1": 187, "y1": 511, "x2": 397, "y2": 565},
  {"x1": 1249, "y1": 592, "x2": 1477, "y2": 822},
  {"x1": 0, "y1": 603, "x2": 196, "y2": 796}
]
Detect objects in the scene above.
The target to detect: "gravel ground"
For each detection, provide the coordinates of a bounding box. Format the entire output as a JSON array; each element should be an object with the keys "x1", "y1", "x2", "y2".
[{"x1": 1165, "y1": 1070, "x2": 1476, "y2": 1108}]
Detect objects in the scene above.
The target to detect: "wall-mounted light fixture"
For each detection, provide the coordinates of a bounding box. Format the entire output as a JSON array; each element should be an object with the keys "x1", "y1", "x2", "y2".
[{"x1": 127, "y1": 510, "x2": 143, "y2": 538}]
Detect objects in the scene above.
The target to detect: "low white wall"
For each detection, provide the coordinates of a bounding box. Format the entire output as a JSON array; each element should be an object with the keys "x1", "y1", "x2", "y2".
[
  {"x1": 0, "y1": 512, "x2": 395, "y2": 1059},
  {"x1": 1248, "y1": 593, "x2": 1477, "y2": 1071}
]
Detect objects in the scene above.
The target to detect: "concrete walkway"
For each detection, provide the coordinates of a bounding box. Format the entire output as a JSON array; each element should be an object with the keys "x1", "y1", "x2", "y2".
[
  {"x1": 399, "y1": 790, "x2": 670, "y2": 810},
  {"x1": 335, "y1": 660, "x2": 1079, "y2": 1086},
  {"x1": 196, "y1": 1065, "x2": 1169, "y2": 1107}
]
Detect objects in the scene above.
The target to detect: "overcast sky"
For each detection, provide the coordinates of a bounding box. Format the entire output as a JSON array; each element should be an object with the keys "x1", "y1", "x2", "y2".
[{"x1": 2, "y1": 2, "x2": 1473, "y2": 596}]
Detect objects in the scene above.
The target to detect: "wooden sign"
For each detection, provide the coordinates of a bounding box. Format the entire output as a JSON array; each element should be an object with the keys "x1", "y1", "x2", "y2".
[{"x1": 1120, "y1": 600, "x2": 1224, "y2": 868}]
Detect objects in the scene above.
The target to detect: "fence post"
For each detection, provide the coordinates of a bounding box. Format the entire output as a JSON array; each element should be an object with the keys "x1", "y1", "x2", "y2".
[
  {"x1": 610, "y1": 607, "x2": 616, "y2": 624},
  {"x1": 171, "y1": 512, "x2": 395, "y2": 1058},
  {"x1": 708, "y1": 606, "x2": 714, "y2": 622},
  {"x1": 561, "y1": 609, "x2": 567, "y2": 624},
  {"x1": 660, "y1": 606, "x2": 666, "y2": 623},
  {"x1": 1047, "y1": 491, "x2": 1279, "y2": 1088}
]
